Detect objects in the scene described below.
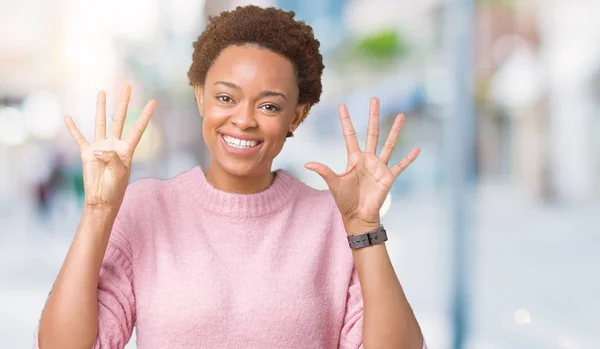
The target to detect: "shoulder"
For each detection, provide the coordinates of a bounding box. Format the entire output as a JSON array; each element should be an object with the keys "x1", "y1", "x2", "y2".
[
  {"x1": 110, "y1": 167, "x2": 201, "y2": 250},
  {"x1": 288, "y1": 172, "x2": 336, "y2": 206},
  {"x1": 297, "y1": 183, "x2": 336, "y2": 208},
  {"x1": 116, "y1": 166, "x2": 200, "y2": 223},
  {"x1": 288, "y1": 172, "x2": 343, "y2": 223},
  {"x1": 285, "y1": 172, "x2": 351, "y2": 250}
]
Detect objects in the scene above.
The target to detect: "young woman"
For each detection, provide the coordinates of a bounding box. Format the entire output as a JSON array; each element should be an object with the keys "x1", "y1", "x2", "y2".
[{"x1": 35, "y1": 5, "x2": 426, "y2": 349}]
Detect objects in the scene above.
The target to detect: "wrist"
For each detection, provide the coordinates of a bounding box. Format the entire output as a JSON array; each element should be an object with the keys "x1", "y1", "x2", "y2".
[
  {"x1": 344, "y1": 219, "x2": 382, "y2": 236},
  {"x1": 77, "y1": 205, "x2": 120, "y2": 241},
  {"x1": 83, "y1": 204, "x2": 120, "y2": 219}
]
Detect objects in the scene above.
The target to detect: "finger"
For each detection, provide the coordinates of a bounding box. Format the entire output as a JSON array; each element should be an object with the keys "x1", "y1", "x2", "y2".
[
  {"x1": 304, "y1": 162, "x2": 339, "y2": 192},
  {"x1": 339, "y1": 104, "x2": 361, "y2": 156},
  {"x1": 379, "y1": 113, "x2": 405, "y2": 165},
  {"x1": 391, "y1": 147, "x2": 421, "y2": 178},
  {"x1": 64, "y1": 115, "x2": 89, "y2": 150},
  {"x1": 109, "y1": 84, "x2": 132, "y2": 139},
  {"x1": 125, "y1": 99, "x2": 156, "y2": 149},
  {"x1": 95, "y1": 91, "x2": 107, "y2": 141},
  {"x1": 365, "y1": 97, "x2": 380, "y2": 154},
  {"x1": 93, "y1": 150, "x2": 127, "y2": 170}
]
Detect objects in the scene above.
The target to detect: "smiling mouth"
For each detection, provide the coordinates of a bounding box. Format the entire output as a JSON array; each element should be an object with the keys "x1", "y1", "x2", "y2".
[{"x1": 221, "y1": 134, "x2": 262, "y2": 149}]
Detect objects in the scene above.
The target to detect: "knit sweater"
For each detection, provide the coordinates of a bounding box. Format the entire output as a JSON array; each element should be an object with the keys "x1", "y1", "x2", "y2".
[{"x1": 33, "y1": 166, "x2": 427, "y2": 349}]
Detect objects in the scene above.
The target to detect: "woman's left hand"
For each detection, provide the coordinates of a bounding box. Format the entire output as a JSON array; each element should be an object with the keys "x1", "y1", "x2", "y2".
[{"x1": 304, "y1": 97, "x2": 420, "y2": 236}]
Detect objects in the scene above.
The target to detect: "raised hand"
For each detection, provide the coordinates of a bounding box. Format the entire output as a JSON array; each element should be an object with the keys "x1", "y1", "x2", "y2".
[
  {"x1": 64, "y1": 85, "x2": 156, "y2": 209},
  {"x1": 304, "y1": 97, "x2": 420, "y2": 235}
]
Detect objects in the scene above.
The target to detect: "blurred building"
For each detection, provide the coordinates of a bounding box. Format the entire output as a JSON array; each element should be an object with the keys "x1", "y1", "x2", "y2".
[{"x1": 473, "y1": 0, "x2": 600, "y2": 203}]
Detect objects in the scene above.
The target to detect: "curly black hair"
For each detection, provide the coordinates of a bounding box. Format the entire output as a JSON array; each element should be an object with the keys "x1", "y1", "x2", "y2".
[{"x1": 187, "y1": 5, "x2": 324, "y2": 107}]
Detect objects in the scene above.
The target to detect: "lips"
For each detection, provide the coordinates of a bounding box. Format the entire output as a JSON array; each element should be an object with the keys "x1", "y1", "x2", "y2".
[
  {"x1": 218, "y1": 131, "x2": 263, "y2": 142},
  {"x1": 221, "y1": 134, "x2": 261, "y2": 148}
]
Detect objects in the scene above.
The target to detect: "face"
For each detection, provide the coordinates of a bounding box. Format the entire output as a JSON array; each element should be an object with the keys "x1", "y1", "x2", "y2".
[{"x1": 195, "y1": 44, "x2": 308, "y2": 178}]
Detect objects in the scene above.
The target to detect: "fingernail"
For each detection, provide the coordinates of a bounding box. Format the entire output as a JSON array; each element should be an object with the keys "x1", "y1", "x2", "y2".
[{"x1": 93, "y1": 150, "x2": 104, "y2": 156}]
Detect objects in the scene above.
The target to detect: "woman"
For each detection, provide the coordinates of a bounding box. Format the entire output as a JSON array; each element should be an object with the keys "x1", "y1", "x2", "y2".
[{"x1": 35, "y1": 5, "x2": 426, "y2": 349}]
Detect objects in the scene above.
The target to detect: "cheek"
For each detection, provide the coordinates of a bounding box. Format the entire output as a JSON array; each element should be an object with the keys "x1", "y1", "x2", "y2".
[
  {"x1": 204, "y1": 104, "x2": 230, "y2": 124},
  {"x1": 209, "y1": 104, "x2": 232, "y2": 117},
  {"x1": 202, "y1": 106, "x2": 229, "y2": 135},
  {"x1": 261, "y1": 118, "x2": 288, "y2": 141},
  {"x1": 259, "y1": 121, "x2": 290, "y2": 157}
]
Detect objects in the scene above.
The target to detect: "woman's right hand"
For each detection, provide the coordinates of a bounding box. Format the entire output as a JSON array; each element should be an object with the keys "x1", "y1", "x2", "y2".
[{"x1": 65, "y1": 84, "x2": 156, "y2": 211}]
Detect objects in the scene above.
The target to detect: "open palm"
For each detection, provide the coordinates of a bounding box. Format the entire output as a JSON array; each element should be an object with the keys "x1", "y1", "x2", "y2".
[
  {"x1": 305, "y1": 98, "x2": 420, "y2": 233},
  {"x1": 65, "y1": 85, "x2": 156, "y2": 208}
]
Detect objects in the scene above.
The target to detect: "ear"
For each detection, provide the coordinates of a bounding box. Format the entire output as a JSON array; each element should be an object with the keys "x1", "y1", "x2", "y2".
[
  {"x1": 194, "y1": 85, "x2": 205, "y2": 117},
  {"x1": 289, "y1": 103, "x2": 311, "y2": 134}
]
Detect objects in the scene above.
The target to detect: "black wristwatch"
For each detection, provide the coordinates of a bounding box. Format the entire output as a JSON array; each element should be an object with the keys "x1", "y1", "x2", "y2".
[{"x1": 347, "y1": 225, "x2": 388, "y2": 249}]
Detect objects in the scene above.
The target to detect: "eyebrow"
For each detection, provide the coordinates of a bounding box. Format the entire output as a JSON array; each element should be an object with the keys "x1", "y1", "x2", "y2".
[{"x1": 214, "y1": 81, "x2": 287, "y2": 101}]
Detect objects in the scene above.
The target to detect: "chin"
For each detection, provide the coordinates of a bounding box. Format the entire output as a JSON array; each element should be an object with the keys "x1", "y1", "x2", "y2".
[{"x1": 215, "y1": 157, "x2": 266, "y2": 178}]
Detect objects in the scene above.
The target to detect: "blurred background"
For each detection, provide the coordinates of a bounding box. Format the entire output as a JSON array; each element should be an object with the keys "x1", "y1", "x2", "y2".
[{"x1": 1, "y1": 0, "x2": 599, "y2": 348}]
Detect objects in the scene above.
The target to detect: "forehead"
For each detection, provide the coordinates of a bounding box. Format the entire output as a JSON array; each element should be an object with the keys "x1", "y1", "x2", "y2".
[{"x1": 206, "y1": 45, "x2": 298, "y2": 94}]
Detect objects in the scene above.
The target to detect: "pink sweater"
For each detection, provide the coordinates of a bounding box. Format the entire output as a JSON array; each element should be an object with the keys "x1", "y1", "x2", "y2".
[{"x1": 34, "y1": 166, "x2": 426, "y2": 348}]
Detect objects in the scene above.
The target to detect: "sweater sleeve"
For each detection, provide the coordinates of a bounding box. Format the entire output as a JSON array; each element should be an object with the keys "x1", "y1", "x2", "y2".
[
  {"x1": 338, "y1": 266, "x2": 365, "y2": 349},
  {"x1": 33, "y1": 216, "x2": 136, "y2": 349}
]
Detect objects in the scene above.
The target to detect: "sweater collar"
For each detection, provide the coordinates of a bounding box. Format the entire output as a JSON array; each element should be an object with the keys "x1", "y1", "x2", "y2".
[{"x1": 188, "y1": 166, "x2": 300, "y2": 218}]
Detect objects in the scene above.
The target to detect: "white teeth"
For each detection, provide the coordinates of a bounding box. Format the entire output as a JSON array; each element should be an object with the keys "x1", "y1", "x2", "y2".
[{"x1": 222, "y1": 135, "x2": 259, "y2": 148}]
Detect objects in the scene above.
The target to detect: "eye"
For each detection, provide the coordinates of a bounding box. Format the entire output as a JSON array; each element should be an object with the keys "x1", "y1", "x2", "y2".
[
  {"x1": 216, "y1": 95, "x2": 234, "y2": 103},
  {"x1": 260, "y1": 104, "x2": 281, "y2": 112}
]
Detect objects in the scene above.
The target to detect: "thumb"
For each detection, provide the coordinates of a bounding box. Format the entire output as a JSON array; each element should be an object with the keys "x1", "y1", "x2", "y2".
[
  {"x1": 304, "y1": 162, "x2": 338, "y2": 189},
  {"x1": 93, "y1": 150, "x2": 125, "y2": 168}
]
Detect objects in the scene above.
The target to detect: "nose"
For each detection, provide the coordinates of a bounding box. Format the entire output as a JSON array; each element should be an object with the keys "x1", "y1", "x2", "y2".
[{"x1": 231, "y1": 105, "x2": 258, "y2": 130}]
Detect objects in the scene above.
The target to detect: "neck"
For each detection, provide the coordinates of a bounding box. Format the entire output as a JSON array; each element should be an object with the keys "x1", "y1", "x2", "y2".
[{"x1": 204, "y1": 162, "x2": 275, "y2": 194}]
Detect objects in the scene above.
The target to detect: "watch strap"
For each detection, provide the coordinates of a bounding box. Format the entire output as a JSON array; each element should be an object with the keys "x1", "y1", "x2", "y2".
[{"x1": 347, "y1": 226, "x2": 388, "y2": 249}]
